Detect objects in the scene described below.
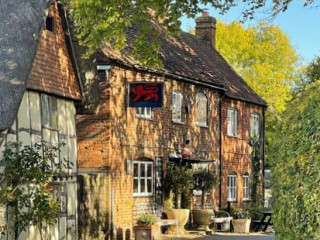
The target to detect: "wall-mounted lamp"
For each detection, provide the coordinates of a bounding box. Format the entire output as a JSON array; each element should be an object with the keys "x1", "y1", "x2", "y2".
[{"x1": 126, "y1": 158, "x2": 132, "y2": 175}]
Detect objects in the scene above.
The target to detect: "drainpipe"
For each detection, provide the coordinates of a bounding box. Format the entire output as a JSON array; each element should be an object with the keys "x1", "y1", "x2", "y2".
[
  {"x1": 262, "y1": 107, "x2": 266, "y2": 205},
  {"x1": 219, "y1": 93, "x2": 225, "y2": 209}
]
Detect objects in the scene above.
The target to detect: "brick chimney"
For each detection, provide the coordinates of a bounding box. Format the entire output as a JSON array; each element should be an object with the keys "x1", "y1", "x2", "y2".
[{"x1": 195, "y1": 11, "x2": 216, "y2": 48}]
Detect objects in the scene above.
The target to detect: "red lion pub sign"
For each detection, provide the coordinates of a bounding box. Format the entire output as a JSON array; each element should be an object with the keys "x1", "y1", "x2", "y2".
[{"x1": 128, "y1": 82, "x2": 163, "y2": 108}]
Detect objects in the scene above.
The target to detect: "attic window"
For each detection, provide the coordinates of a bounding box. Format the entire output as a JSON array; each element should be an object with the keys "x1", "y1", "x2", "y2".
[{"x1": 46, "y1": 16, "x2": 54, "y2": 32}]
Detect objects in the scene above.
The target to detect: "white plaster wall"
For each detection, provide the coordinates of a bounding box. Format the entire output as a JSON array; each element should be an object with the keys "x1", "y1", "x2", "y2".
[{"x1": 0, "y1": 91, "x2": 78, "y2": 240}]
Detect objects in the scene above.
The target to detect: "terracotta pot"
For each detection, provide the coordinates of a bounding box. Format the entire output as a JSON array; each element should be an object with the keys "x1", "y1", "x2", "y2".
[
  {"x1": 166, "y1": 209, "x2": 190, "y2": 234},
  {"x1": 192, "y1": 209, "x2": 213, "y2": 231},
  {"x1": 232, "y1": 219, "x2": 251, "y2": 233}
]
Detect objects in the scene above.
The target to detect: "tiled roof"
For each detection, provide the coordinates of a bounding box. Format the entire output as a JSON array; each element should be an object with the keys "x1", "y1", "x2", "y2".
[{"x1": 99, "y1": 25, "x2": 266, "y2": 106}]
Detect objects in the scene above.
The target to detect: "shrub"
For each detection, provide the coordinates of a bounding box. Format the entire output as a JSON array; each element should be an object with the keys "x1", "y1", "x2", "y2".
[
  {"x1": 137, "y1": 214, "x2": 157, "y2": 226},
  {"x1": 231, "y1": 207, "x2": 251, "y2": 219}
]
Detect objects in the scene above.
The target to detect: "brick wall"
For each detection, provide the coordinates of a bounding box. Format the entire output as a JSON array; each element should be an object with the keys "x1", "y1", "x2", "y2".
[
  {"x1": 77, "y1": 65, "x2": 222, "y2": 239},
  {"x1": 27, "y1": 1, "x2": 81, "y2": 100},
  {"x1": 221, "y1": 98, "x2": 264, "y2": 207}
]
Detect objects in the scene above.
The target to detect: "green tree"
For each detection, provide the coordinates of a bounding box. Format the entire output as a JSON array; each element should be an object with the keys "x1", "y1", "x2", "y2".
[
  {"x1": 0, "y1": 142, "x2": 64, "y2": 240},
  {"x1": 66, "y1": 0, "x2": 314, "y2": 68},
  {"x1": 271, "y1": 79, "x2": 320, "y2": 239},
  {"x1": 164, "y1": 162, "x2": 193, "y2": 209},
  {"x1": 215, "y1": 20, "x2": 300, "y2": 166}
]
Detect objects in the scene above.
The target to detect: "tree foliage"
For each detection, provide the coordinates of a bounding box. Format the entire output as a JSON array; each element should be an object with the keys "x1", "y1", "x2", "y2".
[
  {"x1": 0, "y1": 142, "x2": 64, "y2": 240},
  {"x1": 216, "y1": 21, "x2": 299, "y2": 116},
  {"x1": 193, "y1": 167, "x2": 217, "y2": 208},
  {"x1": 271, "y1": 79, "x2": 320, "y2": 239},
  {"x1": 164, "y1": 162, "x2": 193, "y2": 209},
  {"x1": 66, "y1": 0, "x2": 314, "y2": 68},
  {"x1": 216, "y1": 21, "x2": 300, "y2": 166}
]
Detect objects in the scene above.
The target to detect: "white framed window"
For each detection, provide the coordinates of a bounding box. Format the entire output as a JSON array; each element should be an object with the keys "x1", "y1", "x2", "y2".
[
  {"x1": 41, "y1": 94, "x2": 58, "y2": 129},
  {"x1": 172, "y1": 91, "x2": 183, "y2": 123},
  {"x1": 136, "y1": 107, "x2": 151, "y2": 119},
  {"x1": 251, "y1": 113, "x2": 260, "y2": 138},
  {"x1": 243, "y1": 173, "x2": 249, "y2": 201},
  {"x1": 227, "y1": 174, "x2": 237, "y2": 201},
  {"x1": 227, "y1": 108, "x2": 237, "y2": 137},
  {"x1": 196, "y1": 93, "x2": 207, "y2": 127},
  {"x1": 133, "y1": 161, "x2": 153, "y2": 196}
]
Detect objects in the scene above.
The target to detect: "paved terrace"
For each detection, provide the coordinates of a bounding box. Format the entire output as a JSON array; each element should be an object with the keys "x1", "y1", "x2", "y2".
[{"x1": 161, "y1": 232, "x2": 275, "y2": 240}]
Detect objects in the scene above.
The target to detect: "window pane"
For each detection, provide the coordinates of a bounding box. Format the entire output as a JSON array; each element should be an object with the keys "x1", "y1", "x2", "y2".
[
  {"x1": 50, "y1": 96, "x2": 58, "y2": 128},
  {"x1": 146, "y1": 107, "x2": 151, "y2": 118},
  {"x1": 41, "y1": 95, "x2": 50, "y2": 126},
  {"x1": 147, "y1": 179, "x2": 152, "y2": 193},
  {"x1": 147, "y1": 164, "x2": 152, "y2": 177},
  {"x1": 140, "y1": 179, "x2": 146, "y2": 193},
  {"x1": 141, "y1": 164, "x2": 146, "y2": 177},
  {"x1": 134, "y1": 163, "x2": 139, "y2": 177},
  {"x1": 133, "y1": 179, "x2": 139, "y2": 193}
]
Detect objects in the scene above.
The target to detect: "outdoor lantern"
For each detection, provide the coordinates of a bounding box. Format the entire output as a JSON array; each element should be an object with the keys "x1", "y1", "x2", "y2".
[{"x1": 126, "y1": 158, "x2": 132, "y2": 175}]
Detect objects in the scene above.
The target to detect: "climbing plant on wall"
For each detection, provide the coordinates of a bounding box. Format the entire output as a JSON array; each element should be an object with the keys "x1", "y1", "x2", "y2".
[{"x1": 250, "y1": 136, "x2": 261, "y2": 205}]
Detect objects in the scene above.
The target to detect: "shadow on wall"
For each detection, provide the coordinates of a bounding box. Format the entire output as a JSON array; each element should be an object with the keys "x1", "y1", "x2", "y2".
[
  {"x1": 78, "y1": 174, "x2": 109, "y2": 239},
  {"x1": 116, "y1": 227, "x2": 131, "y2": 240}
]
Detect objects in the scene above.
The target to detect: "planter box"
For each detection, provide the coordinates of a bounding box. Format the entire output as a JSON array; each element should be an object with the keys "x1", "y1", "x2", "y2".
[
  {"x1": 232, "y1": 219, "x2": 251, "y2": 233},
  {"x1": 133, "y1": 225, "x2": 160, "y2": 240}
]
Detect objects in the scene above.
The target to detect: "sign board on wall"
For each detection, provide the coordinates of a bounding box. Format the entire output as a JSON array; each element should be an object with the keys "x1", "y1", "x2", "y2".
[{"x1": 128, "y1": 82, "x2": 163, "y2": 107}]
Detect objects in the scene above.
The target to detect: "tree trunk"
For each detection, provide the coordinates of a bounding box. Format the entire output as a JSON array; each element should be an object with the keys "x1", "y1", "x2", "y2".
[
  {"x1": 176, "y1": 193, "x2": 181, "y2": 209},
  {"x1": 201, "y1": 191, "x2": 206, "y2": 209}
]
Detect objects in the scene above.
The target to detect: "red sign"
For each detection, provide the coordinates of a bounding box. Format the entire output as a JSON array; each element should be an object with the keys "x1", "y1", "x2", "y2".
[{"x1": 128, "y1": 82, "x2": 163, "y2": 107}]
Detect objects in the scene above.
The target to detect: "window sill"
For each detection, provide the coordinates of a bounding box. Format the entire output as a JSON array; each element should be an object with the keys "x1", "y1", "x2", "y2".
[
  {"x1": 197, "y1": 124, "x2": 208, "y2": 128},
  {"x1": 133, "y1": 194, "x2": 154, "y2": 198},
  {"x1": 136, "y1": 116, "x2": 153, "y2": 121},
  {"x1": 227, "y1": 200, "x2": 238, "y2": 203},
  {"x1": 243, "y1": 199, "x2": 251, "y2": 202},
  {"x1": 172, "y1": 120, "x2": 185, "y2": 125},
  {"x1": 227, "y1": 134, "x2": 238, "y2": 138}
]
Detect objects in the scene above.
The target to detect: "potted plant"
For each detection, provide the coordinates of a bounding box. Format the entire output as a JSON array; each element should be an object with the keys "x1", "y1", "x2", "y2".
[
  {"x1": 231, "y1": 207, "x2": 251, "y2": 233},
  {"x1": 134, "y1": 214, "x2": 160, "y2": 240},
  {"x1": 163, "y1": 162, "x2": 193, "y2": 234},
  {"x1": 192, "y1": 167, "x2": 217, "y2": 231}
]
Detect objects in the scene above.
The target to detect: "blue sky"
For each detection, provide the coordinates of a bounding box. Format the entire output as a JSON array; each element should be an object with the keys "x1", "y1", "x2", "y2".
[{"x1": 180, "y1": 1, "x2": 320, "y2": 64}]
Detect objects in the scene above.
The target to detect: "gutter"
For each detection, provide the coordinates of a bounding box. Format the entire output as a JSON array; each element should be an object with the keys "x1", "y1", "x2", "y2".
[{"x1": 218, "y1": 92, "x2": 226, "y2": 208}]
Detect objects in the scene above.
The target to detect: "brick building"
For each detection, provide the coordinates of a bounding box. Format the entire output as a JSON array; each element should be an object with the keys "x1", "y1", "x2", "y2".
[{"x1": 76, "y1": 12, "x2": 267, "y2": 240}]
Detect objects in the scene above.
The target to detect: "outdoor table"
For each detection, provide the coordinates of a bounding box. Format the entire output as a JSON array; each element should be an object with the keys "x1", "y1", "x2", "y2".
[{"x1": 255, "y1": 211, "x2": 273, "y2": 232}]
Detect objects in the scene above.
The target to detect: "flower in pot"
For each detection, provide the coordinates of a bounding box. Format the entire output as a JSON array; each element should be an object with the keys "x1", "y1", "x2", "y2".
[
  {"x1": 134, "y1": 214, "x2": 160, "y2": 240},
  {"x1": 192, "y1": 167, "x2": 217, "y2": 231},
  {"x1": 163, "y1": 162, "x2": 193, "y2": 234},
  {"x1": 231, "y1": 207, "x2": 251, "y2": 233}
]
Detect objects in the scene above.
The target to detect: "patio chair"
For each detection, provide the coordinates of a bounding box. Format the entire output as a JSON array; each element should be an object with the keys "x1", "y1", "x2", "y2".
[{"x1": 211, "y1": 210, "x2": 233, "y2": 232}]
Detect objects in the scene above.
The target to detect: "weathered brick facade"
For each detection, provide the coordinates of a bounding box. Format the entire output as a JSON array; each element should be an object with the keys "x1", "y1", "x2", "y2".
[
  {"x1": 77, "y1": 66, "x2": 224, "y2": 239},
  {"x1": 221, "y1": 99, "x2": 264, "y2": 207}
]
